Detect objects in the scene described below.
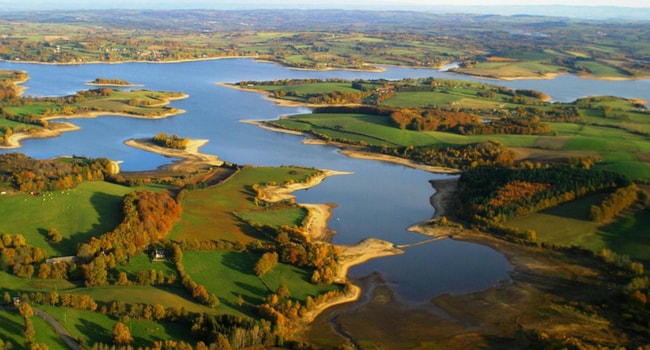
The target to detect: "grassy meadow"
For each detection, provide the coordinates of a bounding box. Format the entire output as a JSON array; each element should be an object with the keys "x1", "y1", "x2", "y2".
[
  {"x1": 508, "y1": 196, "x2": 650, "y2": 264},
  {"x1": 183, "y1": 251, "x2": 338, "y2": 317},
  {"x1": 169, "y1": 166, "x2": 320, "y2": 243},
  {"x1": 0, "y1": 181, "x2": 134, "y2": 257},
  {"x1": 268, "y1": 95, "x2": 650, "y2": 181},
  {"x1": 39, "y1": 306, "x2": 194, "y2": 348}
]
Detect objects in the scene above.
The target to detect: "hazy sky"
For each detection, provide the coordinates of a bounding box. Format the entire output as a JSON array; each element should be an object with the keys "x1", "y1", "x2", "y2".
[{"x1": 1, "y1": 0, "x2": 649, "y2": 11}]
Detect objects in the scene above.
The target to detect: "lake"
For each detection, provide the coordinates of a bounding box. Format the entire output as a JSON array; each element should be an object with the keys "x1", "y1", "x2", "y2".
[{"x1": 1, "y1": 58, "x2": 648, "y2": 303}]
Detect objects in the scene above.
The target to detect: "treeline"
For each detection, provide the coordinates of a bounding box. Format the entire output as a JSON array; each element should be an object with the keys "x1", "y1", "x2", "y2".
[
  {"x1": 171, "y1": 244, "x2": 220, "y2": 308},
  {"x1": 375, "y1": 141, "x2": 515, "y2": 170},
  {"x1": 456, "y1": 166, "x2": 630, "y2": 226},
  {"x1": 9, "y1": 291, "x2": 279, "y2": 349},
  {"x1": 0, "y1": 153, "x2": 116, "y2": 192},
  {"x1": 90, "y1": 77, "x2": 132, "y2": 85},
  {"x1": 589, "y1": 184, "x2": 639, "y2": 222},
  {"x1": 152, "y1": 132, "x2": 189, "y2": 150}
]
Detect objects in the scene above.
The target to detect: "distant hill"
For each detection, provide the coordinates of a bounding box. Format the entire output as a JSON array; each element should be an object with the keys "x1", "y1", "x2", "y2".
[{"x1": 429, "y1": 5, "x2": 650, "y2": 20}]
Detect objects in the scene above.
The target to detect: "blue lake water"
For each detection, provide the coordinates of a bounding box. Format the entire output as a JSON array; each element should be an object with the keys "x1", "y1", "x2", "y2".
[{"x1": 1, "y1": 58, "x2": 648, "y2": 302}]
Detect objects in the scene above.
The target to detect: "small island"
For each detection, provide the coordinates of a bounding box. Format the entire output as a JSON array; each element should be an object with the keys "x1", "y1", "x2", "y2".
[{"x1": 86, "y1": 77, "x2": 142, "y2": 87}]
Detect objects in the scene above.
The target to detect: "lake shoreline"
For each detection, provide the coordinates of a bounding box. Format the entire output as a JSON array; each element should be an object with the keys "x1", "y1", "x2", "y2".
[
  {"x1": 242, "y1": 119, "x2": 461, "y2": 174},
  {"x1": 0, "y1": 94, "x2": 188, "y2": 149}
]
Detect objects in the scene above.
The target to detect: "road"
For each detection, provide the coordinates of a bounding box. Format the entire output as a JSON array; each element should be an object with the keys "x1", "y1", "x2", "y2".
[{"x1": 1, "y1": 305, "x2": 82, "y2": 350}]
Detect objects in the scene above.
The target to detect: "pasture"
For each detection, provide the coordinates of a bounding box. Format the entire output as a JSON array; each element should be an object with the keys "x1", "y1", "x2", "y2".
[
  {"x1": 39, "y1": 305, "x2": 194, "y2": 347},
  {"x1": 68, "y1": 285, "x2": 215, "y2": 314},
  {"x1": 507, "y1": 195, "x2": 650, "y2": 263},
  {"x1": 0, "y1": 309, "x2": 25, "y2": 350},
  {"x1": 169, "y1": 166, "x2": 320, "y2": 243},
  {"x1": 0, "y1": 181, "x2": 134, "y2": 257},
  {"x1": 182, "y1": 251, "x2": 339, "y2": 317}
]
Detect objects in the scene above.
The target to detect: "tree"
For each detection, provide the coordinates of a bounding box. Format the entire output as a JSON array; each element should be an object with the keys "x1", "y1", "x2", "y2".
[
  {"x1": 47, "y1": 228, "x2": 62, "y2": 243},
  {"x1": 254, "y1": 252, "x2": 278, "y2": 277},
  {"x1": 112, "y1": 322, "x2": 133, "y2": 345},
  {"x1": 276, "y1": 284, "x2": 291, "y2": 300}
]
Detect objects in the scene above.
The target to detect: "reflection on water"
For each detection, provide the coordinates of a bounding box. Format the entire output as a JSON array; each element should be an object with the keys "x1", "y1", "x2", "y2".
[{"x1": 1, "y1": 58, "x2": 647, "y2": 301}]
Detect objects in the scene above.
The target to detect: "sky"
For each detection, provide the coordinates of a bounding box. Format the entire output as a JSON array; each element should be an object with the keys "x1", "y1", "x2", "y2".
[{"x1": 1, "y1": 0, "x2": 649, "y2": 11}]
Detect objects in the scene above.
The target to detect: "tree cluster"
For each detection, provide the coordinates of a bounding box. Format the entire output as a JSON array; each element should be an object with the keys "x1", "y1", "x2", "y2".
[
  {"x1": 378, "y1": 141, "x2": 515, "y2": 170},
  {"x1": 589, "y1": 184, "x2": 639, "y2": 222},
  {"x1": 0, "y1": 153, "x2": 115, "y2": 192},
  {"x1": 0, "y1": 233, "x2": 48, "y2": 278},
  {"x1": 456, "y1": 166, "x2": 630, "y2": 226},
  {"x1": 90, "y1": 77, "x2": 132, "y2": 85},
  {"x1": 152, "y1": 132, "x2": 189, "y2": 150}
]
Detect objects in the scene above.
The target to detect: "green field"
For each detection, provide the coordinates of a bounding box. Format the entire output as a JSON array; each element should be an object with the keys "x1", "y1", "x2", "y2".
[
  {"x1": 183, "y1": 251, "x2": 339, "y2": 316},
  {"x1": 33, "y1": 312, "x2": 68, "y2": 350},
  {"x1": 0, "y1": 309, "x2": 26, "y2": 350},
  {"x1": 453, "y1": 60, "x2": 567, "y2": 79},
  {"x1": 0, "y1": 271, "x2": 77, "y2": 296},
  {"x1": 0, "y1": 181, "x2": 134, "y2": 257},
  {"x1": 268, "y1": 107, "x2": 650, "y2": 180},
  {"x1": 67, "y1": 285, "x2": 215, "y2": 314},
  {"x1": 117, "y1": 254, "x2": 178, "y2": 279},
  {"x1": 39, "y1": 306, "x2": 194, "y2": 347},
  {"x1": 507, "y1": 195, "x2": 650, "y2": 263},
  {"x1": 169, "y1": 166, "x2": 320, "y2": 243}
]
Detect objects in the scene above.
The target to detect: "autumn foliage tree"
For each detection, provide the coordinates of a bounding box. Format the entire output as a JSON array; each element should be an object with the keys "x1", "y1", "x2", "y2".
[
  {"x1": 112, "y1": 322, "x2": 133, "y2": 346},
  {"x1": 254, "y1": 252, "x2": 278, "y2": 277}
]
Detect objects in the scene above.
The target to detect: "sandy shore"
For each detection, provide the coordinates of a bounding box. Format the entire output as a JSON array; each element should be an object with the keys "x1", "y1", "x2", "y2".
[
  {"x1": 259, "y1": 169, "x2": 351, "y2": 242},
  {"x1": 256, "y1": 169, "x2": 406, "y2": 324},
  {"x1": 1, "y1": 122, "x2": 80, "y2": 149},
  {"x1": 124, "y1": 138, "x2": 224, "y2": 171},
  {"x1": 339, "y1": 149, "x2": 461, "y2": 174},
  {"x1": 300, "y1": 238, "x2": 404, "y2": 324}
]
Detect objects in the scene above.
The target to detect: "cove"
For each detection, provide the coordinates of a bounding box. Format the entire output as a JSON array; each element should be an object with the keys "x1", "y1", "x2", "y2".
[{"x1": 1, "y1": 58, "x2": 648, "y2": 303}]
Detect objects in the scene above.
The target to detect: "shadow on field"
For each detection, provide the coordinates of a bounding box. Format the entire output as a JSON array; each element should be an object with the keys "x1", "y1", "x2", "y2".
[
  {"x1": 0, "y1": 310, "x2": 24, "y2": 337},
  {"x1": 77, "y1": 318, "x2": 112, "y2": 344},
  {"x1": 220, "y1": 251, "x2": 257, "y2": 275},
  {"x1": 61, "y1": 191, "x2": 124, "y2": 256}
]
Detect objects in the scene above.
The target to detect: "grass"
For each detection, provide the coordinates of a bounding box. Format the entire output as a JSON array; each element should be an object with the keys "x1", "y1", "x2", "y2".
[
  {"x1": 0, "y1": 181, "x2": 134, "y2": 257},
  {"x1": 117, "y1": 254, "x2": 178, "y2": 279},
  {"x1": 33, "y1": 313, "x2": 69, "y2": 350},
  {"x1": 0, "y1": 270, "x2": 77, "y2": 296},
  {"x1": 39, "y1": 306, "x2": 194, "y2": 348},
  {"x1": 597, "y1": 207, "x2": 650, "y2": 263},
  {"x1": 183, "y1": 251, "x2": 339, "y2": 317},
  {"x1": 67, "y1": 285, "x2": 215, "y2": 314},
  {"x1": 508, "y1": 196, "x2": 650, "y2": 264},
  {"x1": 237, "y1": 206, "x2": 308, "y2": 228},
  {"x1": 453, "y1": 60, "x2": 566, "y2": 78},
  {"x1": 0, "y1": 309, "x2": 26, "y2": 350},
  {"x1": 169, "y1": 166, "x2": 320, "y2": 243},
  {"x1": 507, "y1": 194, "x2": 606, "y2": 249}
]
